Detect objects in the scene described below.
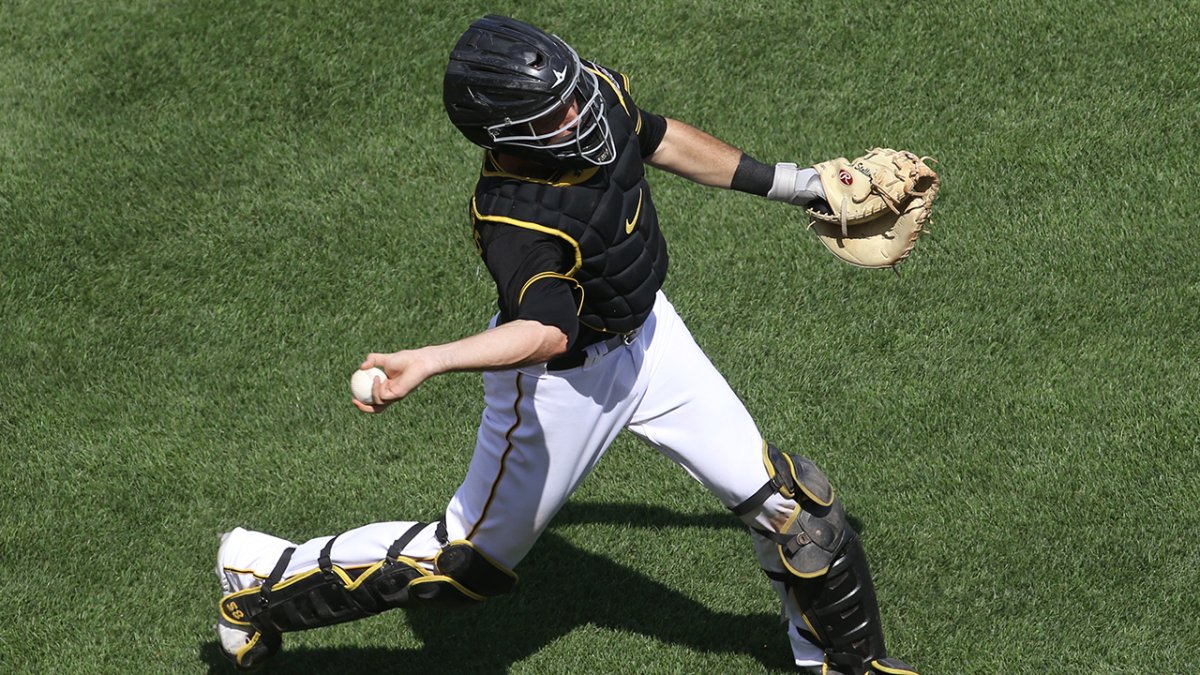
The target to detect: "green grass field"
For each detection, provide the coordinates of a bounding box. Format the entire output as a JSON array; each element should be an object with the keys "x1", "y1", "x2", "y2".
[{"x1": 2, "y1": 1, "x2": 1198, "y2": 673}]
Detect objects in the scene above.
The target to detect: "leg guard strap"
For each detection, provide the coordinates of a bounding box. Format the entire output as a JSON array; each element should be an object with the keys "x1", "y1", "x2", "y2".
[
  {"x1": 732, "y1": 444, "x2": 835, "y2": 516},
  {"x1": 219, "y1": 523, "x2": 519, "y2": 634}
]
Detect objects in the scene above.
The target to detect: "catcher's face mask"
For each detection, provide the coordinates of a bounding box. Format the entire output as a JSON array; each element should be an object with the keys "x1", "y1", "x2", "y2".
[{"x1": 484, "y1": 59, "x2": 615, "y2": 167}]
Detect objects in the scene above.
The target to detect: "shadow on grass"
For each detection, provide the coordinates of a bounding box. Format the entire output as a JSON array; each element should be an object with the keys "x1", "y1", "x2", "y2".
[{"x1": 199, "y1": 501, "x2": 807, "y2": 673}]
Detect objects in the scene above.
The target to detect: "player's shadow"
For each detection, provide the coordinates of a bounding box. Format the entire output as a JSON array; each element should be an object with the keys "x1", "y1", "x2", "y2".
[{"x1": 199, "y1": 501, "x2": 820, "y2": 673}]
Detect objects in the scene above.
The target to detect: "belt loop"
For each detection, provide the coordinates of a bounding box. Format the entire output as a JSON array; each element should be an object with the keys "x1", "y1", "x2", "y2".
[
  {"x1": 521, "y1": 361, "x2": 548, "y2": 376},
  {"x1": 584, "y1": 340, "x2": 611, "y2": 369}
]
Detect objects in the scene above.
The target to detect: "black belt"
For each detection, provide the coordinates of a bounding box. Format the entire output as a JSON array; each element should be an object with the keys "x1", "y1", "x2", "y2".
[{"x1": 546, "y1": 329, "x2": 639, "y2": 371}]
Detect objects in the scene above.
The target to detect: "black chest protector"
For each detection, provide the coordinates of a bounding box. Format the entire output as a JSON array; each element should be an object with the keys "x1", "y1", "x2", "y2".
[{"x1": 470, "y1": 64, "x2": 668, "y2": 335}]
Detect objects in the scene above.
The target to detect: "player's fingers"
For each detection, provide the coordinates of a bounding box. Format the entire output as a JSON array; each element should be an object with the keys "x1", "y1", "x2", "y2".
[
  {"x1": 351, "y1": 398, "x2": 378, "y2": 413},
  {"x1": 372, "y1": 378, "x2": 402, "y2": 407},
  {"x1": 363, "y1": 352, "x2": 410, "y2": 377}
]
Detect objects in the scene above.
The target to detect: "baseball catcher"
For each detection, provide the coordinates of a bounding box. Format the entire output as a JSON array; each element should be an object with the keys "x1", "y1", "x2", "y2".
[{"x1": 213, "y1": 15, "x2": 936, "y2": 675}]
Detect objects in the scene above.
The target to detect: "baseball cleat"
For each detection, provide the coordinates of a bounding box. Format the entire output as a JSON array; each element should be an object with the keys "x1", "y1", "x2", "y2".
[
  {"x1": 215, "y1": 528, "x2": 281, "y2": 670},
  {"x1": 213, "y1": 618, "x2": 280, "y2": 671},
  {"x1": 799, "y1": 656, "x2": 918, "y2": 675}
]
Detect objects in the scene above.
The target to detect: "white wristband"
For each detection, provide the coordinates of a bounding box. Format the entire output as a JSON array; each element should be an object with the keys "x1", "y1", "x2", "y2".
[{"x1": 766, "y1": 163, "x2": 825, "y2": 207}]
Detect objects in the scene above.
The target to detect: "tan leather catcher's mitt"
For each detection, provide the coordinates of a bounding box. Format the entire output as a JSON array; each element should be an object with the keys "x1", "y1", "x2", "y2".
[{"x1": 808, "y1": 148, "x2": 939, "y2": 269}]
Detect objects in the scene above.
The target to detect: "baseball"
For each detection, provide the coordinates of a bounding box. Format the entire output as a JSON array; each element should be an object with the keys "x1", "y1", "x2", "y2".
[{"x1": 350, "y1": 367, "x2": 386, "y2": 404}]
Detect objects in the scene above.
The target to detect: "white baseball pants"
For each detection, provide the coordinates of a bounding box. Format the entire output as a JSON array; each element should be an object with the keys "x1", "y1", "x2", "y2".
[{"x1": 219, "y1": 291, "x2": 825, "y2": 667}]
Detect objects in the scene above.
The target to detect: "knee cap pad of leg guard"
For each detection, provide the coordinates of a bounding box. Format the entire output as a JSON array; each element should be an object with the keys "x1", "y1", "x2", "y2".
[
  {"x1": 407, "y1": 540, "x2": 518, "y2": 608},
  {"x1": 777, "y1": 492, "x2": 851, "y2": 578},
  {"x1": 764, "y1": 444, "x2": 835, "y2": 507},
  {"x1": 735, "y1": 445, "x2": 845, "y2": 577}
]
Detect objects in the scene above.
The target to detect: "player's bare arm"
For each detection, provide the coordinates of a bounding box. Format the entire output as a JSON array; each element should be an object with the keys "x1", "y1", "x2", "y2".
[
  {"x1": 647, "y1": 117, "x2": 827, "y2": 207},
  {"x1": 646, "y1": 118, "x2": 742, "y2": 188},
  {"x1": 353, "y1": 319, "x2": 568, "y2": 413}
]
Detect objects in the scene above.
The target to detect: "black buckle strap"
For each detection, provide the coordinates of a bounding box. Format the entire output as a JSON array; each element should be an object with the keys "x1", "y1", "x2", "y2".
[
  {"x1": 386, "y1": 522, "x2": 429, "y2": 562},
  {"x1": 318, "y1": 534, "x2": 340, "y2": 581},
  {"x1": 259, "y1": 546, "x2": 296, "y2": 607},
  {"x1": 731, "y1": 479, "x2": 776, "y2": 517}
]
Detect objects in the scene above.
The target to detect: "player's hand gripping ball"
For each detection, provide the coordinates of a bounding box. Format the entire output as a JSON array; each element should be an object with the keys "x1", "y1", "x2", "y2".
[{"x1": 350, "y1": 367, "x2": 386, "y2": 404}]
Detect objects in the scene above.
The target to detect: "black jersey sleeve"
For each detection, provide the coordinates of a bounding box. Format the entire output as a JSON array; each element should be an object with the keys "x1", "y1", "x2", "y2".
[
  {"x1": 636, "y1": 108, "x2": 667, "y2": 157},
  {"x1": 474, "y1": 222, "x2": 581, "y2": 349}
]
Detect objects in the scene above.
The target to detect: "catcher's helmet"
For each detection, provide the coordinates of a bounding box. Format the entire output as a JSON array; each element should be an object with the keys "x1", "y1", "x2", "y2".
[{"x1": 443, "y1": 15, "x2": 615, "y2": 167}]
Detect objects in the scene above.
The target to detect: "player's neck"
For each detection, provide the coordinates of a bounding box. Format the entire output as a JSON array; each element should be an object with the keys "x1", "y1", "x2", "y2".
[{"x1": 491, "y1": 151, "x2": 562, "y2": 179}]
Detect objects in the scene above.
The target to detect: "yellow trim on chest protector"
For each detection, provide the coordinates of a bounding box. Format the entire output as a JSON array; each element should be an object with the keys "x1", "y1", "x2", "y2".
[
  {"x1": 519, "y1": 271, "x2": 585, "y2": 314},
  {"x1": 481, "y1": 152, "x2": 598, "y2": 186},
  {"x1": 471, "y1": 197, "x2": 583, "y2": 276},
  {"x1": 586, "y1": 66, "x2": 630, "y2": 116}
]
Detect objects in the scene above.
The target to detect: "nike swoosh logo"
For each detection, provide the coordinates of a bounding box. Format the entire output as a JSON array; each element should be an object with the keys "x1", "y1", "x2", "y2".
[{"x1": 625, "y1": 189, "x2": 643, "y2": 234}]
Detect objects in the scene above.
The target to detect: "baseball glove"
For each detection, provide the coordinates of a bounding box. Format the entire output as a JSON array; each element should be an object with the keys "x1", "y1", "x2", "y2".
[{"x1": 807, "y1": 148, "x2": 939, "y2": 269}]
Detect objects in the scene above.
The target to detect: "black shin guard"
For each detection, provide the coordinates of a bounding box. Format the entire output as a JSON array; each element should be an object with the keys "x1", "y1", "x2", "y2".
[
  {"x1": 221, "y1": 523, "x2": 431, "y2": 634},
  {"x1": 736, "y1": 445, "x2": 917, "y2": 675},
  {"x1": 254, "y1": 548, "x2": 427, "y2": 632},
  {"x1": 219, "y1": 523, "x2": 519, "y2": 637},
  {"x1": 788, "y1": 532, "x2": 886, "y2": 670}
]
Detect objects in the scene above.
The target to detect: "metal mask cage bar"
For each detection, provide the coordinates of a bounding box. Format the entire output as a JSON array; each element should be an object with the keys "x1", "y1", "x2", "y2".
[{"x1": 484, "y1": 58, "x2": 615, "y2": 166}]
